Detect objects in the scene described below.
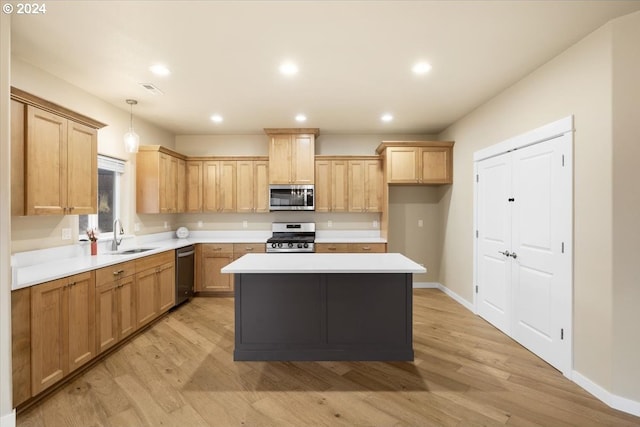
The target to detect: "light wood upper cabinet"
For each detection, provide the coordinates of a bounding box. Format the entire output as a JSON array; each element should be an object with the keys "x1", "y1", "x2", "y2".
[
  {"x1": 315, "y1": 159, "x2": 348, "y2": 212},
  {"x1": 177, "y1": 158, "x2": 186, "y2": 213},
  {"x1": 265, "y1": 128, "x2": 318, "y2": 184},
  {"x1": 24, "y1": 106, "x2": 98, "y2": 215},
  {"x1": 348, "y1": 159, "x2": 383, "y2": 212},
  {"x1": 185, "y1": 160, "x2": 203, "y2": 213},
  {"x1": 30, "y1": 271, "x2": 95, "y2": 395},
  {"x1": 11, "y1": 88, "x2": 105, "y2": 216},
  {"x1": 136, "y1": 146, "x2": 186, "y2": 214},
  {"x1": 236, "y1": 159, "x2": 269, "y2": 213},
  {"x1": 203, "y1": 160, "x2": 236, "y2": 213},
  {"x1": 376, "y1": 141, "x2": 454, "y2": 185}
]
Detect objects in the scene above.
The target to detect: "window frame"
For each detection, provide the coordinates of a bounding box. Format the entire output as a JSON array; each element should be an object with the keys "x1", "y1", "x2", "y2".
[{"x1": 79, "y1": 155, "x2": 125, "y2": 241}]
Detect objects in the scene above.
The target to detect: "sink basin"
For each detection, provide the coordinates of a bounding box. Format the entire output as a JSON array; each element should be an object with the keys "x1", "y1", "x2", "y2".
[{"x1": 116, "y1": 248, "x2": 156, "y2": 255}]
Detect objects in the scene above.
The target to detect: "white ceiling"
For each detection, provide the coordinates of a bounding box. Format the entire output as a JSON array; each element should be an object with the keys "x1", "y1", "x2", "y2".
[{"x1": 10, "y1": 1, "x2": 640, "y2": 135}]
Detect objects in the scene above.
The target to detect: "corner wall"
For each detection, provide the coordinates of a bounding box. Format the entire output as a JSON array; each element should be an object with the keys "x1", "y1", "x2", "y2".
[{"x1": 438, "y1": 20, "x2": 615, "y2": 394}]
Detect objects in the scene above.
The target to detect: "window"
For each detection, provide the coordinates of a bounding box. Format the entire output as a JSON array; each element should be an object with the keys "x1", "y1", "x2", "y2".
[{"x1": 79, "y1": 155, "x2": 125, "y2": 238}]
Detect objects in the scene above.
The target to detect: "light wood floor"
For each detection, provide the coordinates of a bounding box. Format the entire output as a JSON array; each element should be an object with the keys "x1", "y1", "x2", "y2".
[{"x1": 17, "y1": 289, "x2": 640, "y2": 426}]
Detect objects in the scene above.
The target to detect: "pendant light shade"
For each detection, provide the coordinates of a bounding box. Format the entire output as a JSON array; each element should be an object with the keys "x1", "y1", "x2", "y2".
[{"x1": 124, "y1": 99, "x2": 140, "y2": 153}]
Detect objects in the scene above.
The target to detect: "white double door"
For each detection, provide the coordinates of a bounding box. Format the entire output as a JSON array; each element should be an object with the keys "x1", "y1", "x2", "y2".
[{"x1": 475, "y1": 134, "x2": 572, "y2": 375}]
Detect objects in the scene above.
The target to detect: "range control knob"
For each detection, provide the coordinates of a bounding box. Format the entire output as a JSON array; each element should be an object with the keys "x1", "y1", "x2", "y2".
[
  {"x1": 303, "y1": 243, "x2": 309, "y2": 248},
  {"x1": 288, "y1": 242, "x2": 294, "y2": 248},
  {"x1": 271, "y1": 243, "x2": 277, "y2": 248},
  {"x1": 277, "y1": 242, "x2": 283, "y2": 248},
  {"x1": 297, "y1": 243, "x2": 303, "y2": 248}
]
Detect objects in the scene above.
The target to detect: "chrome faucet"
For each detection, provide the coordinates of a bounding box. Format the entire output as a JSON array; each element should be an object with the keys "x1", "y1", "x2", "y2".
[{"x1": 111, "y1": 218, "x2": 124, "y2": 251}]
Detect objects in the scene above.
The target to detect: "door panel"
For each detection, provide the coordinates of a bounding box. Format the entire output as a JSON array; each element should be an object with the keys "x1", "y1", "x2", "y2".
[{"x1": 476, "y1": 154, "x2": 511, "y2": 334}]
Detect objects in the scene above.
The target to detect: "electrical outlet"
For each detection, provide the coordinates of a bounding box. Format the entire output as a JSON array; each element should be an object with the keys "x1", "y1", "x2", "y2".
[
  {"x1": 373, "y1": 220, "x2": 379, "y2": 229},
  {"x1": 197, "y1": 220, "x2": 203, "y2": 228},
  {"x1": 243, "y1": 220, "x2": 248, "y2": 229},
  {"x1": 418, "y1": 219, "x2": 423, "y2": 228},
  {"x1": 61, "y1": 228, "x2": 71, "y2": 240},
  {"x1": 164, "y1": 221, "x2": 168, "y2": 229},
  {"x1": 328, "y1": 220, "x2": 332, "y2": 228},
  {"x1": 134, "y1": 222, "x2": 140, "y2": 232}
]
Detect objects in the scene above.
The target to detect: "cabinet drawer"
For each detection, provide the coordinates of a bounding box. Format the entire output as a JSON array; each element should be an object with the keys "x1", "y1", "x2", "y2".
[
  {"x1": 315, "y1": 243, "x2": 349, "y2": 253},
  {"x1": 232, "y1": 243, "x2": 266, "y2": 254},
  {"x1": 135, "y1": 250, "x2": 174, "y2": 272},
  {"x1": 202, "y1": 243, "x2": 234, "y2": 256},
  {"x1": 347, "y1": 243, "x2": 386, "y2": 253},
  {"x1": 95, "y1": 261, "x2": 136, "y2": 287}
]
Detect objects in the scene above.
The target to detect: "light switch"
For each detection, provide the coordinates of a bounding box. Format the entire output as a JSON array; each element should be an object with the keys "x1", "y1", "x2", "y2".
[
  {"x1": 134, "y1": 222, "x2": 140, "y2": 232},
  {"x1": 197, "y1": 221, "x2": 203, "y2": 228},
  {"x1": 164, "y1": 221, "x2": 168, "y2": 229},
  {"x1": 328, "y1": 220, "x2": 332, "y2": 228},
  {"x1": 418, "y1": 220, "x2": 423, "y2": 228},
  {"x1": 243, "y1": 220, "x2": 248, "y2": 229},
  {"x1": 61, "y1": 228, "x2": 71, "y2": 240}
]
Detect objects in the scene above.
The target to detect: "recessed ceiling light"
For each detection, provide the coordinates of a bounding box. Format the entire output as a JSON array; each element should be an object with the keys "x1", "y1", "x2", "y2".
[
  {"x1": 149, "y1": 64, "x2": 171, "y2": 76},
  {"x1": 210, "y1": 114, "x2": 223, "y2": 123},
  {"x1": 412, "y1": 61, "x2": 432, "y2": 75},
  {"x1": 295, "y1": 114, "x2": 307, "y2": 122},
  {"x1": 279, "y1": 61, "x2": 299, "y2": 76},
  {"x1": 381, "y1": 114, "x2": 393, "y2": 123}
]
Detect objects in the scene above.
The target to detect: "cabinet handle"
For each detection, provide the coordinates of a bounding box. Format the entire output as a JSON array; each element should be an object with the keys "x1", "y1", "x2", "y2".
[
  {"x1": 328, "y1": 247, "x2": 337, "y2": 251},
  {"x1": 245, "y1": 247, "x2": 254, "y2": 251},
  {"x1": 113, "y1": 269, "x2": 124, "y2": 276},
  {"x1": 213, "y1": 247, "x2": 222, "y2": 251},
  {"x1": 362, "y1": 246, "x2": 371, "y2": 251}
]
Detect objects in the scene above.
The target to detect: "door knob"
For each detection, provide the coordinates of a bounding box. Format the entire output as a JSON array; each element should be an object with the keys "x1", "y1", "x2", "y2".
[
  {"x1": 510, "y1": 252, "x2": 518, "y2": 259},
  {"x1": 498, "y1": 250, "x2": 511, "y2": 257}
]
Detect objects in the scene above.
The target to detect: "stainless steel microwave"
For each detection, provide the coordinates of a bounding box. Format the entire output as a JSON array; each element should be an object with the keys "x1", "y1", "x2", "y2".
[{"x1": 269, "y1": 184, "x2": 315, "y2": 211}]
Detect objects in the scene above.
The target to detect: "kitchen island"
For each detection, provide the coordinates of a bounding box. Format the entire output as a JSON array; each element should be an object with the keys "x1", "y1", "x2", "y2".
[{"x1": 221, "y1": 253, "x2": 426, "y2": 361}]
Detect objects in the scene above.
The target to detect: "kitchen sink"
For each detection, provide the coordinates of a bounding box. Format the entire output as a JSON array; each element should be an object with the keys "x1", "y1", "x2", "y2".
[{"x1": 116, "y1": 248, "x2": 156, "y2": 255}]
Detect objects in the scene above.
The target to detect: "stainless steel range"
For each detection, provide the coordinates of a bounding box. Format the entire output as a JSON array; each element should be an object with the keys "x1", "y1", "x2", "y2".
[{"x1": 266, "y1": 222, "x2": 315, "y2": 253}]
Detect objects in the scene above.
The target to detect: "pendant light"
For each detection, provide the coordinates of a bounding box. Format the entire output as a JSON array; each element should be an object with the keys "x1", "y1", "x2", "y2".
[{"x1": 123, "y1": 99, "x2": 140, "y2": 153}]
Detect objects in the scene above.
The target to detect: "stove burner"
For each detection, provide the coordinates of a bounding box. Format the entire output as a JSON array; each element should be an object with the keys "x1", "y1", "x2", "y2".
[{"x1": 267, "y1": 222, "x2": 315, "y2": 253}]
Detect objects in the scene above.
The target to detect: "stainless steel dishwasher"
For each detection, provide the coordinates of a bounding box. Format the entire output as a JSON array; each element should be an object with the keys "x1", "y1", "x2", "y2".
[{"x1": 175, "y1": 245, "x2": 195, "y2": 306}]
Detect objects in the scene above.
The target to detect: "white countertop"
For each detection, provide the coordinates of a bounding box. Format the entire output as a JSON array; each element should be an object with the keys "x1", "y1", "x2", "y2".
[
  {"x1": 11, "y1": 230, "x2": 389, "y2": 290},
  {"x1": 221, "y1": 253, "x2": 426, "y2": 274}
]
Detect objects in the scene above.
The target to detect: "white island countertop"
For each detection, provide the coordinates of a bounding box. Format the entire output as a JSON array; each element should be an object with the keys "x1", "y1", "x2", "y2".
[{"x1": 221, "y1": 253, "x2": 426, "y2": 274}]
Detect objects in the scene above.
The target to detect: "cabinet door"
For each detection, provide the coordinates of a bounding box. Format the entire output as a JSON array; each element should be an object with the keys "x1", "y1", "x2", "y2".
[
  {"x1": 348, "y1": 160, "x2": 365, "y2": 212},
  {"x1": 95, "y1": 281, "x2": 118, "y2": 354},
  {"x1": 31, "y1": 278, "x2": 66, "y2": 394},
  {"x1": 117, "y1": 275, "x2": 137, "y2": 340},
  {"x1": 12, "y1": 288, "x2": 31, "y2": 406},
  {"x1": 177, "y1": 158, "x2": 186, "y2": 213},
  {"x1": 157, "y1": 262, "x2": 175, "y2": 313},
  {"x1": 203, "y1": 160, "x2": 220, "y2": 212},
  {"x1": 186, "y1": 160, "x2": 203, "y2": 213},
  {"x1": 420, "y1": 147, "x2": 452, "y2": 184},
  {"x1": 160, "y1": 153, "x2": 178, "y2": 213},
  {"x1": 269, "y1": 135, "x2": 293, "y2": 184},
  {"x1": 219, "y1": 161, "x2": 237, "y2": 212},
  {"x1": 386, "y1": 147, "x2": 419, "y2": 183},
  {"x1": 332, "y1": 160, "x2": 348, "y2": 212},
  {"x1": 136, "y1": 268, "x2": 159, "y2": 328},
  {"x1": 236, "y1": 160, "x2": 254, "y2": 213},
  {"x1": 67, "y1": 121, "x2": 97, "y2": 214},
  {"x1": 292, "y1": 134, "x2": 315, "y2": 184},
  {"x1": 314, "y1": 160, "x2": 331, "y2": 212},
  {"x1": 197, "y1": 244, "x2": 234, "y2": 293},
  {"x1": 254, "y1": 160, "x2": 269, "y2": 212},
  {"x1": 66, "y1": 272, "x2": 95, "y2": 373},
  {"x1": 364, "y1": 159, "x2": 383, "y2": 212},
  {"x1": 25, "y1": 106, "x2": 67, "y2": 215},
  {"x1": 11, "y1": 100, "x2": 25, "y2": 216}
]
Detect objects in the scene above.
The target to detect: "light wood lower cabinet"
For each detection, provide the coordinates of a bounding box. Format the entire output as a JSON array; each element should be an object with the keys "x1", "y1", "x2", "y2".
[
  {"x1": 315, "y1": 243, "x2": 387, "y2": 253},
  {"x1": 135, "y1": 251, "x2": 175, "y2": 328},
  {"x1": 12, "y1": 288, "x2": 31, "y2": 406},
  {"x1": 30, "y1": 271, "x2": 95, "y2": 395},
  {"x1": 95, "y1": 261, "x2": 137, "y2": 354},
  {"x1": 196, "y1": 243, "x2": 234, "y2": 294}
]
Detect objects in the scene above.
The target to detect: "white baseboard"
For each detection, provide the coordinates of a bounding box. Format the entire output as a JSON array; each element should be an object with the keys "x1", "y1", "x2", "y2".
[
  {"x1": 413, "y1": 282, "x2": 475, "y2": 312},
  {"x1": 0, "y1": 409, "x2": 15, "y2": 427},
  {"x1": 572, "y1": 371, "x2": 640, "y2": 417}
]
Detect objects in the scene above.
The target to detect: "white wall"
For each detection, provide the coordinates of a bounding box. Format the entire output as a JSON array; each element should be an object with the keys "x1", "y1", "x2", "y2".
[
  {"x1": 438, "y1": 11, "x2": 640, "y2": 404},
  {"x1": 611, "y1": 12, "x2": 640, "y2": 402}
]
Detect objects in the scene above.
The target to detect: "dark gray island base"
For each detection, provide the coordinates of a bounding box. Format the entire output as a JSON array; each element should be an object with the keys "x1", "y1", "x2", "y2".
[{"x1": 233, "y1": 272, "x2": 414, "y2": 361}]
